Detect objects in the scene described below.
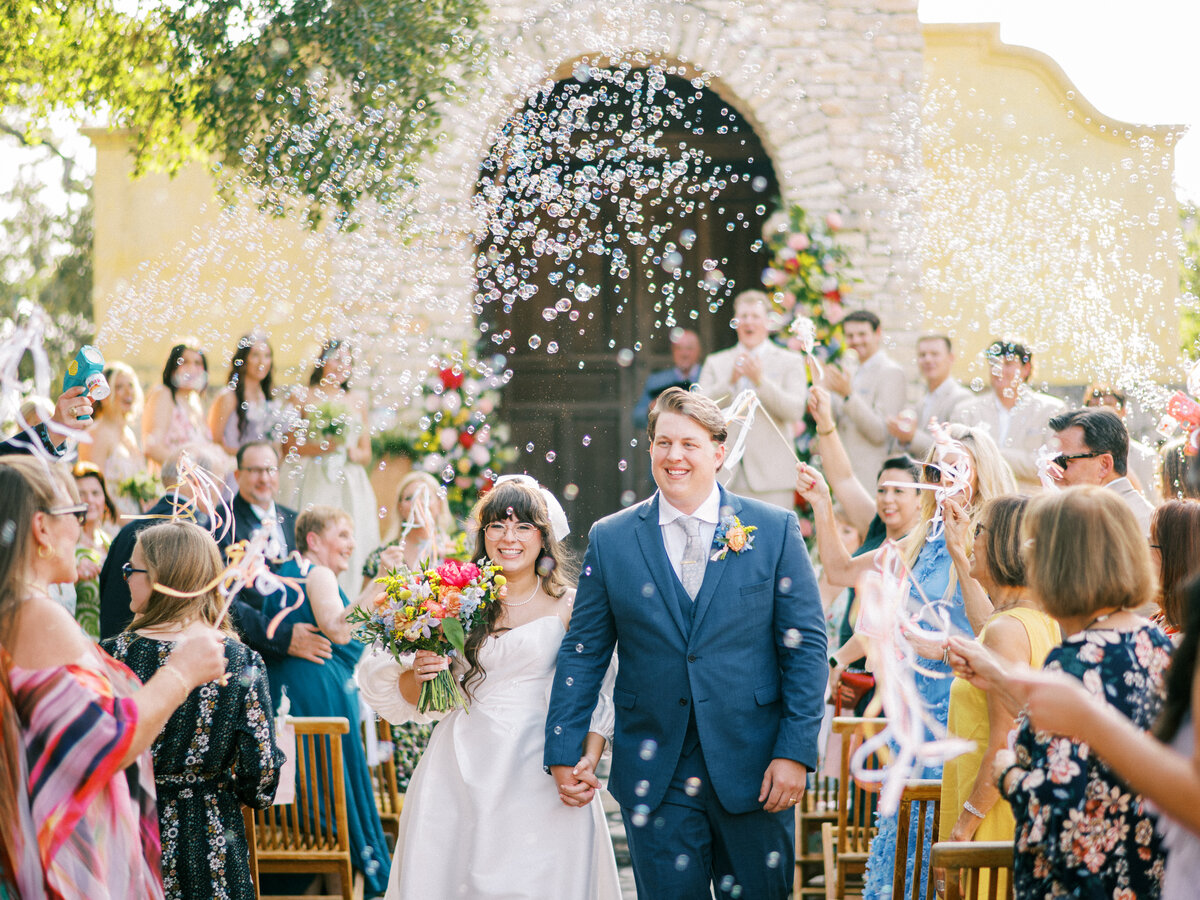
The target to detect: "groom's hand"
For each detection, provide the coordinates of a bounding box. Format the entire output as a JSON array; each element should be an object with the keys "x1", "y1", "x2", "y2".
[
  {"x1": 551, "y1": 762, "x2": 600, "y2": 808},
  {"x1": 759, "y1": 758, "x2": 808, "y2": 813}
]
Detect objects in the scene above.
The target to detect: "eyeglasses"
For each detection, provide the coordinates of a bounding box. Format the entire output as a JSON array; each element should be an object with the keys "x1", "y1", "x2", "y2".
[
  {"x1": 121, "y1": 561, "x2": 149, "y2": 582},
  {"x1": 1052, "y1": 452, "x2": 1101, "y2": 470},
  {"x1": 239, "y1": 466, "x2": 279, "y2": 476},
  {"x1": 46, "y1": 504, "x2": 88, "y2": 525},
  {"x1": 483, "y1": 522, "x2": 540, "y2": 542}
]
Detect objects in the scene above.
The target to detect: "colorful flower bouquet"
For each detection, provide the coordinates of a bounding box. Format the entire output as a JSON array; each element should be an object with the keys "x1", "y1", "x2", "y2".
[{"x1": 348, "y1": 558, "x2": 506, "y2": 713}]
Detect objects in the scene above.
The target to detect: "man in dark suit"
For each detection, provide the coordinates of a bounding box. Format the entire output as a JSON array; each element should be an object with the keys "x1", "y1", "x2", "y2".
[
  {"x1": 632, "y1": 328, "x2": 703, "y2": 430},
  {"x1": 231, "y1": 440, "x2": 298, "y2": 554},
  {"x1": 546, "y1": 387, "x2": 827, "y2": 899}
]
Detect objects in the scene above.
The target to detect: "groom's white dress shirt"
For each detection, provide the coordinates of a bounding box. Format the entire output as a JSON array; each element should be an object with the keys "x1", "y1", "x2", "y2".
[{"x1": 658, "y1": 484, "x2": 720, "y2": 589}]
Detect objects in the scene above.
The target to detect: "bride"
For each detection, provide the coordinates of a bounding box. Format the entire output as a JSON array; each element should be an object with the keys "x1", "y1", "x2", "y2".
[{"x1": 357, "y1": 476, "x2": 621, "y2": 899}]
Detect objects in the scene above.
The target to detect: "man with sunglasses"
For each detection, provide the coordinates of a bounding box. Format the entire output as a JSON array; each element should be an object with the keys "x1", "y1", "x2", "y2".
[
  {"x1": 958, "y1": 339, "x2": 1064, "y2": 493},
  {"x1": 1048, "y1": 407, "x2": 1155, "y2": 536}
]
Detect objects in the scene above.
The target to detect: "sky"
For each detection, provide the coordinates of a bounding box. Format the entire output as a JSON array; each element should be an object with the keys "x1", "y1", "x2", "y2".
[{"x1": 919, "y1": 0, "x2": 1200, "y2": 202}]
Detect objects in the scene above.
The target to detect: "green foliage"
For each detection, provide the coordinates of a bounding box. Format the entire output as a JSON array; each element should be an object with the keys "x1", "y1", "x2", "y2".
[
  {"x1": 5, "y1": 0, "x2": 488, "y2": 221},
  {"x1": 1181, "y1": 202, "x2": 1200, "y2": 358}
]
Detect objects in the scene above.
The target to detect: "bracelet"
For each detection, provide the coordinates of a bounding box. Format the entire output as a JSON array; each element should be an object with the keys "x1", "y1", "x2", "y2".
[
  {"x1": 942, "y1": 647, "x2": 950, "y2": 665},
  {"x1": 816, "y1": 426, "x2": 835, "y2": 436},
  {"x1": 160, "y1": 664, "x2": 192, "y2": 705},
  {"x1": 963, "y1": 800, "x2": 985, "y2": 819}
]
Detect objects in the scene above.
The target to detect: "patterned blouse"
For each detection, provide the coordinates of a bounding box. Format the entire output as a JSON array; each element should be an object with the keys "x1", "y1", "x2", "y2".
[
  {"x1": 1003, "y1": 625, "x2": 1172, "y2": 899},
  {"x1": 102, "y1": 634, "x2": 283, "y2": 900},
  {"x1": 6, "y1": 646, "x2": 164, "y2": 899}
]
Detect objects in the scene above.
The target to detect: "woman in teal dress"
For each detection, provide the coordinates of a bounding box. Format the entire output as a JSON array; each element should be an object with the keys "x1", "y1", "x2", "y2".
[
  {"x1": 799, "y1": 424, "x2": 1017, "y2": 900},
  {"x1": 262, "y1": 505, "x2": 397, "y2": 898}
]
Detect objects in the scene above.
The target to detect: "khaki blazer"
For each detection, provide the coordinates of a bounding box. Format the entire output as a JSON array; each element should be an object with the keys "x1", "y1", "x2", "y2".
[
  {"x1": 908, "y1": 378, "x2": 975, "y2": 457},
  {"x1": 831, "y1": 350, "x2": 908, "y2": 490},
  {"x1": 957, "y1": 388, "x2": 1064, "y2": 493}
]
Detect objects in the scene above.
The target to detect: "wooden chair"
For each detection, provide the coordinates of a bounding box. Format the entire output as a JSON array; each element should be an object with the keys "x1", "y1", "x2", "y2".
[
  {"x1": 821, "y1": 716, "x2": 888, "y2": 900},
  {"x1": 929, "y1": 841, "x2": 1014, "y2": 900},
  {"x1": 891, "y1": 780, "x2": 942, "y2": 900},
  {"x1": 364, "y1": 717, "x2": 405, "y2": 844},
  {"x1": 247, "y1": 716, "x2": 364, "y2": 900},
  {"x1": 794, "y1": 773, "x2": 837, "y2": 897}
]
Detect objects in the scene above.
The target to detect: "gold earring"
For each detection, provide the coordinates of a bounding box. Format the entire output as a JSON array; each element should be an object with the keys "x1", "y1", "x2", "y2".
[{"x1": 37, "y1": 544, "x2": 52, "y2": 559}]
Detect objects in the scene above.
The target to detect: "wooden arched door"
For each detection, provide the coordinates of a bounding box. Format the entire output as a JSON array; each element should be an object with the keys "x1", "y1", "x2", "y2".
[{"x1": 477, "y1": 67, "x2": 779, "y2": 548}]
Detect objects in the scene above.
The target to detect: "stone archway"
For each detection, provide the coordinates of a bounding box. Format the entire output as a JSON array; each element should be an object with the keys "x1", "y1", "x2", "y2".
[{"x1": 475, "y1": 67, "x2": 781, "y2": 537}]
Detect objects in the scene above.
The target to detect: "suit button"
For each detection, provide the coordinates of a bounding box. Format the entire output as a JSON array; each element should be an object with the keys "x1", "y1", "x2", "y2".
[
  {"x1": 687, "y1": 654, "x2": 697, "y2": 663},
  {"x1": 679, "y1": 698, "x2": 688, "y2": 706}
]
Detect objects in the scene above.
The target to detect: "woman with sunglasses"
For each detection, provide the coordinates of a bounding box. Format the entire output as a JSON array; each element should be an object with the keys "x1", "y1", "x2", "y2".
[
  {"x1": 0, "y1": 457, "x2": 226, "y2": 897},
  {"x1": 797, "y1": 424, "x2": 1016, "y2": 900},
  {"x1": 357, "y1": 477, "x2": 621, "y2": 900}
]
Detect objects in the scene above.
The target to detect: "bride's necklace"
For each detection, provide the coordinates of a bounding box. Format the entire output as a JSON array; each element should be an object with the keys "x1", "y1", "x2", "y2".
[{"x1": 502, "y1": 577, "x2": 541, "y2": 608}]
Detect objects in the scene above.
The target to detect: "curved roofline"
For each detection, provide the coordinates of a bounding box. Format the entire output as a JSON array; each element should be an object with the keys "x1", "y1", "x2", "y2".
[{"x1": 922, "y1": 22, "x2": 1186, "y2": 141}]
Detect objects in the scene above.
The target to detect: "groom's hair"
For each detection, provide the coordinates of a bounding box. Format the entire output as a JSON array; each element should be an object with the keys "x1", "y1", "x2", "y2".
[{"x1": 647, "y1": 387, "x2": 727, "y2": 444}]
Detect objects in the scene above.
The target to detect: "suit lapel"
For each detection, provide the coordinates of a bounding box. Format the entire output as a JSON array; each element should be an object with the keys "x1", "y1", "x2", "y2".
[
  {"x1": 637, "y1": 496, "x2": 690, "y2": 639},
  {"x1": 690, "y1": 487, "x2": 742, "y2": 635}
]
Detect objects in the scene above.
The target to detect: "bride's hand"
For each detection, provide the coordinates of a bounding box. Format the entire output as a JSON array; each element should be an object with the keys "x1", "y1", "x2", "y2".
[{"x1": 412, "y1": 649, "x2": 449, "y2": 683}]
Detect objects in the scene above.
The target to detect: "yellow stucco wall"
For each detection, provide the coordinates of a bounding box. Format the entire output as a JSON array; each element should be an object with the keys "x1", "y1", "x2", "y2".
[
  {"x1": 921, "y1": 23, "x2": 1183, "y2": 387},
  {"x1": 89, "y1": 23, "x2": 1183, "y2": 388}
]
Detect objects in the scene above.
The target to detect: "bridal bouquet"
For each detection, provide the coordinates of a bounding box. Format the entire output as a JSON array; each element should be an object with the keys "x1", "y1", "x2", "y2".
[
  {"x1": 118, "y1": 471, "x2": 162, "y2": 507},
  {"x1": 349, "y1": 558, "x2": 506, "y2": 713},
  {"x1": 306, "y1": 399, "x2": 350, "y2": 443}
]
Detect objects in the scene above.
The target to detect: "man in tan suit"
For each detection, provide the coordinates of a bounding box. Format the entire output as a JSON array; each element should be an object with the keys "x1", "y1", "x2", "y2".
[
  {"x1": 957, "y1": 340, "x2": 1064, "y2": 493},
  {"x1": 821, "y1": 310, "x2": 907, "y2": 491},
  {"x1": 697, "y1": 290, "x2": 808, "y2": 508},
  {"x1": 887, "y1": 334, "x2": 973, "y2": 458}
]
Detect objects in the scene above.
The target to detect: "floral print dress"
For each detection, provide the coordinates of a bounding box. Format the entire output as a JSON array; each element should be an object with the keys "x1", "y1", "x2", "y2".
[
  {"x1": 102, "y1": 634, "x2": 283, "y2": 900},
  {"x1": 1003, "y1": 625, "x2": 1172, "y2": 899}
]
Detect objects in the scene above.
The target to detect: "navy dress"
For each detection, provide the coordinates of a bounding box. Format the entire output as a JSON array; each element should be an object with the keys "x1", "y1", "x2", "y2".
[{"x1": 262, "y1": 559, "x2": 391, "y2": 896}]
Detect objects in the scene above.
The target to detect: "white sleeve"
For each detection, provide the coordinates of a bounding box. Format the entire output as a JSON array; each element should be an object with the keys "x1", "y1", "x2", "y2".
[
  {"x1": 586, "y1": 652, "x2": 619, "y2": 748},
  {"x1": 355, "y1": 648, "x2": 444, "y2": 726}
]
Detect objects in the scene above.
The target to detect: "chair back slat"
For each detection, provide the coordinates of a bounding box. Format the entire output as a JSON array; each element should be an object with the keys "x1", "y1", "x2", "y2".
[
  {"x1": 892, "y1": 780, "x2": 942, "y2": 900},
  {"x1": 832, "y1": 716, "x2": 887, "y2": 855},
  {"x1": 930, "y1": 841, "x2": 1014, "y2": 900}
]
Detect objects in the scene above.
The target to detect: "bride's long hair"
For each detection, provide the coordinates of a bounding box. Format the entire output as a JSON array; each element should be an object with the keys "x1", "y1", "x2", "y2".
[{"x1": 461, "y1": 480, "x2": 577, "y2": 698}]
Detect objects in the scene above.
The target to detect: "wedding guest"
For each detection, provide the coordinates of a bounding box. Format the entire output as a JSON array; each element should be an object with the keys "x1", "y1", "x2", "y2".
[
  {"x1": 1084, "y1": 382, "x2": 1161, "y2": 503},
  {"x1": 71, "y1": 461, "x2": 119, "y2": 640},
  {"x1": 1149, "y1": 500, "x2": 1200, "y2": 637},
  {"x1": 0, "y1": 456, "x2": 226, "y2": 898},
  {"x1": 887, "y1": 334, "x2": 972, "y2": 457},
  {"x1": 798, "y1": 424, "x2": 1016, "y2": 899},
  {"x1": 821, "y1": 310, "x2": 908, "y2": 491},
  {"x1": 230, "y1": 440, "x2": 297, "y2": 556},
  {"x1": 361, "y1": 470, "x2": 456, "y2": 585},
  {"x1": 934, "y1": 497, "x2": 1059, "y2": 899},
  {"x1": 261, "y1": 506, "x2": 394, "y2": 897},
  {"x1": 1048, "y1": 407, "x2": 1155, "y2": 536},
  {"x1": 79, "y1": 360, "x2": 149, "y2": 517},
  {"x1": 209, "y1": 334, "x2": 281, "y2": 455},
  {"x1": 143, "y1": 340, "x2": 217, "y2": 468},
  {"x1": 948, "y1": 486, "x2": 1171, "y2": 899},
  {"x1": 358, "y1": 477, "x2": 622, "y2": 899},
  {"x1": 0, "y1": 385, "x2": 92, "y2": 458},
  {"x1": 102, "y1": 521, "x2": 282, "y2": 900},
  {"x1": 281, "y1": 339, "x2": 379, "y2": 594},
  {"x1": 956, "y1": 577, "x2": 1200, "y2": 899},
  {"x1": 1160, "y1": 437, "x2": 1200, "y2": 500},
  {"x1": 633, "y1": 327, "x2": 703, "y2": 430},
  {"x1": 957, "y1": 340, "x2": 1063, "y2": 493},
  {"x1": 697, "y1": 290, "x2": 808, "y2": 508}
]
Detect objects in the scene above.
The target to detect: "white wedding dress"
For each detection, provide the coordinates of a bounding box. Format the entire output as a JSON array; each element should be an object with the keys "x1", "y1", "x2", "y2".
[{"x1": 357, "y1": 615, "x2": 622, "y2": 900}]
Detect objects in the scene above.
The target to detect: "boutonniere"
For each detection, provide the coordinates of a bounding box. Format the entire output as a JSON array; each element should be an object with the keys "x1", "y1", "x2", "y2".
[{"x1": 711, "y1": 515, "x2": 757, "y2": 561}]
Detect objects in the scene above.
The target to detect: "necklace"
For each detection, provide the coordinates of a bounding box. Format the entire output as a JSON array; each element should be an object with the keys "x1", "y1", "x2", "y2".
[
  {"x1": 1082, "y1": 607, "x2": 1122, "y2": 631},
  {"x1": 502, "y1": 577, "x2": 541, "y2": 608}
]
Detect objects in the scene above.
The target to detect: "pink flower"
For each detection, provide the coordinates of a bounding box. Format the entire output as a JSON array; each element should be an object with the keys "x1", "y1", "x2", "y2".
[
  {"x1": 825, "y1": 303, "x2": 847, "y2": 326},
  {"x1": 826, "y1": 212, "x2": 843, "y2": 230},
  {"x1": 786, "y1": 232, "x2": 810, "y2": 252},
  {"x1": 437, "y1": 559, "x2": 482, "y2": 589},
  {"x1": 779, "y1": 290, "x2": 797, "y2": 310}
]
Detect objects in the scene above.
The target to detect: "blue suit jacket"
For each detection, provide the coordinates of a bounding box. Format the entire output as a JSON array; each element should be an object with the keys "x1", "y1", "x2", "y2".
[{"x1": 544, "y1": 486, "x2": 827, "y2": 814}]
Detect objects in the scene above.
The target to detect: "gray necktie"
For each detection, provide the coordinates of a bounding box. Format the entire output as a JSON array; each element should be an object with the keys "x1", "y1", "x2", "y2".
[{"x1": 680, "y1": 516, "x2": 705, "y2": 600}]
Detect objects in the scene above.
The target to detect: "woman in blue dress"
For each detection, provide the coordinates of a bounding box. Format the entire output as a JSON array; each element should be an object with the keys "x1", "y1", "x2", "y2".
[
  {"x1": 263, "y1": 505, "x2": 400, "y2": 898},
  {"x1": 799, "y1": 423, "x2": 1016, "y2": 899}
]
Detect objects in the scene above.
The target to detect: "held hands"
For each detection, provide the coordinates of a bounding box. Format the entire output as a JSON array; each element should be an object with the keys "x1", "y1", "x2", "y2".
[
  {"x1": 412, "y1": 649, "x2": 450, "y2": 683},
  {"x1": 807, "y1": 385, "x2": 835, "y2": 432},
  {"x1": 759, "y1": 758, "x2": 807, "y2": 813},
  {"x1": 551, "y1": 757, "x2": 602, "y2": 808},
  {"x1": 899, "y1": 620, "x2": 948, "y2": 662},
  {"x1": 168, "y1": 626, "x2": 227, "y2": 690},
  {"x1": 795, "y1": 462, "x2": 831, "y2": 506}
]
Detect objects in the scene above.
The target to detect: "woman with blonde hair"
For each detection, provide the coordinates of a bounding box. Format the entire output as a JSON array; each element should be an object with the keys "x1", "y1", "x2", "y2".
[
  {"x1": 79, "y1": 360, "x2": 150, "y2": 516},
  {"x1": 362, "y1": 470, "x2": 457, "y2": 584},
  {"x1": 102, "y1": 520, "x2": 282, "y2": 900},
  {"x1": 797, "y1": 423, "x2": 1017, "y2": 900},
  {"x1": 0, "y1": 457, "x2": 226, "y2": 897}
]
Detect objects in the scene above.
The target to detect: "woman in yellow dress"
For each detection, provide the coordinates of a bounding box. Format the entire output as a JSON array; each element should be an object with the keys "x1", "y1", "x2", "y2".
[{"x1": 936, "y1": 496, "x2": 1061, "y2": 896}]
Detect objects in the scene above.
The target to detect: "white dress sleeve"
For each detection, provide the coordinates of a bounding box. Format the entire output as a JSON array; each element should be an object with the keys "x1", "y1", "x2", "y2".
[
  {"x1": 586, "y1": 652, "x2": 619, "y2": 748},
  {"x1": 355, "y1": 648, "x2": 444, "y2": 726}
]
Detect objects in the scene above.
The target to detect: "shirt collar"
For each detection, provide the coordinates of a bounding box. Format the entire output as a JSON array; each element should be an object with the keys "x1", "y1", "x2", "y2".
[
  {"x1": 736, "y1": 341, "x2": 768, "y2": 358},
  {"x1": 658, "y1": 482, "x2": 722, "y2": 527},
  {"x1": 250, "y1": 500, "x2": 277, "y2": 522}
]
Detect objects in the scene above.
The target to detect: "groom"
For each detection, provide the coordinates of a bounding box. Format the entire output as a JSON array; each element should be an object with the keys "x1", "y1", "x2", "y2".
[{"x1": 545, "y1": 387, "x2": 827, "y2": 898}]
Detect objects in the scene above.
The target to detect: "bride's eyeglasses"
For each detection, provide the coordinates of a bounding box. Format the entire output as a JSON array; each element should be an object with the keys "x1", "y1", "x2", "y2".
[{"x1": 483, "y1": 522, "x2": 540, "y2": 542}]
